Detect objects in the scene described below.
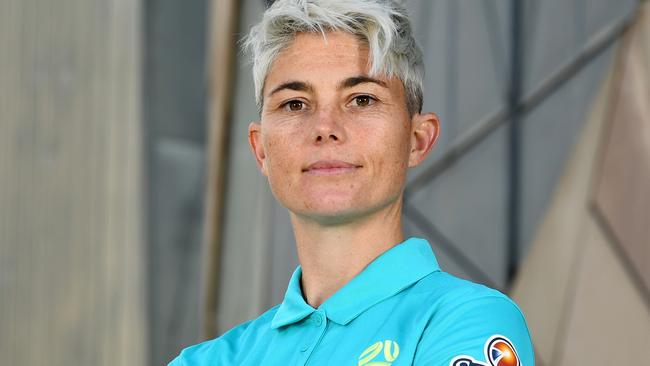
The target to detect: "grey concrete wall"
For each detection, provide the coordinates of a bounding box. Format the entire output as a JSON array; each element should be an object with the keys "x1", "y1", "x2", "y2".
[{"x1": 0, "y1": 0, "x2": 147, "y2": 365}]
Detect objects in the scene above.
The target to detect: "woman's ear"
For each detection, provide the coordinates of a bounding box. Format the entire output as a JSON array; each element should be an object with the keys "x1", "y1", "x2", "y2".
[
  {"x1": 408, "y1": 112, "x2": 440, "y2": 168},
  {"x1": 248, "y1": 122, "x2": 268, "y2": 176}
]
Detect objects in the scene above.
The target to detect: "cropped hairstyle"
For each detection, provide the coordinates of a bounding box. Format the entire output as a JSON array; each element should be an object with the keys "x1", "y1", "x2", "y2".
[{"x1": 243, "y1": 0, "x2": 424, "y2": 116}]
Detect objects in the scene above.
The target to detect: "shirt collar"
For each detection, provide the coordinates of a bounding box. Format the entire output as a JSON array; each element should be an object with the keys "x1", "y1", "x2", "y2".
[{"x1": 270, "y1": 237, "x2": 441, "y2": 329}]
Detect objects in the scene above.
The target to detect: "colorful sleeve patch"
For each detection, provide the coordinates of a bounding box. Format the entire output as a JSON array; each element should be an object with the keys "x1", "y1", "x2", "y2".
[{"x1": 450, "y1": 335, "x2": 521, "y2": 366}]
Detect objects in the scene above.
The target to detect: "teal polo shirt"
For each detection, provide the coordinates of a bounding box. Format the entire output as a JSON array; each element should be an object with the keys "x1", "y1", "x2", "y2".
[{"x1": 169, "y1": 237, "x2": 534, "y2": 366}]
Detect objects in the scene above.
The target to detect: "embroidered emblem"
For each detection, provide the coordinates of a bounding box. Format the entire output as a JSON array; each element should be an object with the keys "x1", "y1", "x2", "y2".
[
  {"x1": 450, "y1": 335, "x2": 521, "y2": 366},
  {"x1": 358, "y1": 340, "x2": 400, "y2": 366}
]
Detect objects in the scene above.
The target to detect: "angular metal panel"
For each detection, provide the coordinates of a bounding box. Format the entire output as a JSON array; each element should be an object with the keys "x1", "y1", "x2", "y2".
[
  {"x1": 519, "y1": 43, "x2": 616, "y2": 260},
  {"x1": 406, "y1": 0, "x2": 456, "y2": 173},
  {"x1": 407, "y1": 125, "x2": 509, "y2": 289},
  {"x1": 585, "y1": 0, "x2": 638, "y2": 38},
  {"x1": 403, "y1": 215, "x2": 479, "y2": 284},
  {"x1": 406, "y1": 0, "x2": 511, "y2": 178},
  {"x1": 456, "y1": 1, "x2": 510, "y2": 136},
  {"x1": 523, "y1": 0, "x2": 582, "y2": 93}
]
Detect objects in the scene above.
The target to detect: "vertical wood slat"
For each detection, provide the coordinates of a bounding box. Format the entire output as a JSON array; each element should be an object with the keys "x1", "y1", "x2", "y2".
[
  {"x1": 201, "y1": 0, "x2": 240, "y2": 339},
  {"x1": 0, "y1": 0, "x2": 147, "y2": 365}
]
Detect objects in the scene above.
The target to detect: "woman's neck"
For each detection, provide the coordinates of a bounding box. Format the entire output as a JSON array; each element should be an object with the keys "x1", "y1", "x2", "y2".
[{"x1": 290, "y1": 198, "x2": 405, "y2": 308}]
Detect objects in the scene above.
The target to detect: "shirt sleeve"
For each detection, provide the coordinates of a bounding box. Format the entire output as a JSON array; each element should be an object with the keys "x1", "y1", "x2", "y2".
[
  {"x1": 166, "y1": 317, "x2": 258, "y2": 366},
  {"x1": 413, "y1": 295, "x2": 535, "y2": 366},
  {"x1": 167, "y1": 355, "x2": 186, "y2": 366}
]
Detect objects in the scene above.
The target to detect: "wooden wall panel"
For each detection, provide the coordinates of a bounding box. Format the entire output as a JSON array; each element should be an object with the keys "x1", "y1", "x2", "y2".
[
  {"x1": 202, "y1": 0, "x2": 239, "y2": 340},
  {"x1": 0, "y1": 0, "x2": 147, "y2": 365}
]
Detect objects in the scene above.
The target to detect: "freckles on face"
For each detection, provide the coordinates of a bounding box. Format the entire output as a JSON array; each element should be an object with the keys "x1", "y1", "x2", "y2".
[
  {"x1": 370, "y1": 123, "x2": 411, "y2": 179},
  {"x1": 256, "y1": 31, "x2": 414, "y2": 220},
  {"x1": 263, "y1": 131, "x2": 296, "y2": 187}
]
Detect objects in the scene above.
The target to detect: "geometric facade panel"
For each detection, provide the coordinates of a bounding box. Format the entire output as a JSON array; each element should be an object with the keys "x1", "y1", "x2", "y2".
[
  {"x1": 524, "y1": 0, "x2": 584, "y2": 94},
  {"x1": 406, "y1": 0, "x2": 509, "y2": 174},
  {"x1": 519, "y1": 42, "x2": 616, "y2": 262},
  {"x1": 557, "y1": 215, "x2": 650, "y2": 366},
  {"x1": 593, "y1": 17, "x2": 650, "y2": 295},
  {"x1": 510, "y1": 61, "x2": 615, "y2": 365},
  {"x1": 512, "y1": 6, "x2": 650, "y2": 366},
  {"x1": 406, "y1": 125, "x2": 509, "y2": 289}
]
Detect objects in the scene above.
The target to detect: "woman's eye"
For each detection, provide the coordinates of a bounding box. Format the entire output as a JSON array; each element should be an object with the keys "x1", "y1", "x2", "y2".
[
  {"x1": 285, "y1": 100, "x2": 304, "y2": 111},
  {"x1": 353, "y1": 95, "x2": 374, "y2": 107}
]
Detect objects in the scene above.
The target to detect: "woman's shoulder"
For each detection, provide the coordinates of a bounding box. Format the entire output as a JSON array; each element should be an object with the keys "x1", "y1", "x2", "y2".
[
  {"x1": 410, "y1": 271, "x2": 535, "y2": 365},
  {"x1": 167, "y1": 303, "x2": 282, "y2": 366}
]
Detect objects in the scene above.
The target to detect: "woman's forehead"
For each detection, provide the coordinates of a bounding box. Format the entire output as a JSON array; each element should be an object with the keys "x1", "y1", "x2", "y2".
[{"x1": 263, "y1": 32, "x2": 401, "y2": 95}]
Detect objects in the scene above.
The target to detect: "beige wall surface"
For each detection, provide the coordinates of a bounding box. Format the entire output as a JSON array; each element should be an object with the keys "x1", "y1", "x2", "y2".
[
  {"x1": 510, "y1": 56, "x2": 614, "y2": 364},
  {"x1": 0, "y1": 0, "x2": 147, "y2": 365},
  {"x1": 511, "y1": 4, "x2": 650, "y2": 365}
]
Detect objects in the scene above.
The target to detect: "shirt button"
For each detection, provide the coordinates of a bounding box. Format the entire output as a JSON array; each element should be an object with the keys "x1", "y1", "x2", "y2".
[
  {"x1": 300, "y1": 344, "x2": 309, "y2": 352},
  {"x1": 313, "y1": 313, "x2": 323, "y2": 326}
]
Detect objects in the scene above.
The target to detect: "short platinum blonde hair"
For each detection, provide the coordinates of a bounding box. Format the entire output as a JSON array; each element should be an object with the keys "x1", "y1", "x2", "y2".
[{"x1": 243, "y1": 0, "x2": 424, "y2": 115}]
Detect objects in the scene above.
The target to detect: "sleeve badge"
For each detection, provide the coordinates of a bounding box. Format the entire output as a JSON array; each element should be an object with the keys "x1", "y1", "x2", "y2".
[{"x1": 450, "y1": 335, "x2": 521, "y2": 366}]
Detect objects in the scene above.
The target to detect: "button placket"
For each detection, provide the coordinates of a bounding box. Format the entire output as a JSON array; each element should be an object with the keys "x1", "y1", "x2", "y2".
[
  {"x1": 313, "y1": 313, "x2": 323, "y2": 326},
  {"x1": 301, "y1": 311, "x2": 328, "y2": 365}
]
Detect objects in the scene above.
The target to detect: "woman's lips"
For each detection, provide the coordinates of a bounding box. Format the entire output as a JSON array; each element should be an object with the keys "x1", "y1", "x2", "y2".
[{"x1": 303, "y1": 160, "x2": 361, "y2": 175}]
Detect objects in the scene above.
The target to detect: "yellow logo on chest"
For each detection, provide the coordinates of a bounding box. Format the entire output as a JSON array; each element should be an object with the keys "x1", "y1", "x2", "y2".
[{"x1": 358, "y1": 340, "x2": 400, "y2": 366}]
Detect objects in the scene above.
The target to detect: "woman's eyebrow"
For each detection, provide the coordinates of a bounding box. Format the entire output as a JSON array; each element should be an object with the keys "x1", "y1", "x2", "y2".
[
  {"x1": 268, "y1": 81, "x2": 314, "y2": 97},
  {"x1": 338, "y1": 76, "x2": 388, "y2": 90},
  {"x1": 266, "y1": 76, "x2": 386, "y2": 99}
]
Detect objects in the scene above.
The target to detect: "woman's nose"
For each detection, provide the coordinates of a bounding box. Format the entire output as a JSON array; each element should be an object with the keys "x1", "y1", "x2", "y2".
[{"x1": 312, "y1": 106, "x2": 346, "y2": 144}]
